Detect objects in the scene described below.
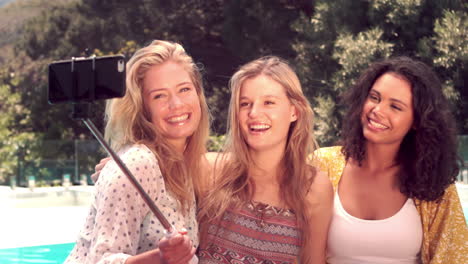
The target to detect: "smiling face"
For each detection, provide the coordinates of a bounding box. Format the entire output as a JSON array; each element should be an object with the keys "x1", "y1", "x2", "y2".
[
  {"x1": 361, "y1": 72, "x2": 414, "y2": 147},
  {"x1": 238, "y1": 74, "x2": 297, "y2": 153},
  {"x1": 142, "y1": 61, "x2": 201, "y2": 151}
]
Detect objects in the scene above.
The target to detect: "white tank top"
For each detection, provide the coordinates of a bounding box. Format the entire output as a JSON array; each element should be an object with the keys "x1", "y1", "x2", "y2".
[{"x1": 327, "y1": 189, "x2": 423, "y2": 264}]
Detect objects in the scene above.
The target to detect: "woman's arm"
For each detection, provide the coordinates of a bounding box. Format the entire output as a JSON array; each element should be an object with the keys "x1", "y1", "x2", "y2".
[{"x1": 305, "y1": 171, "x2": 334, "y2": 264}]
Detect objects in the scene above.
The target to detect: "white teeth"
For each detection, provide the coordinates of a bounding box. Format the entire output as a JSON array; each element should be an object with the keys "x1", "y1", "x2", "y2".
[
  {"x1": 369, "y1": 119, "x2": 388, "y2": 129},
  {"x1": 249, "y1": 124, "x2": 271, "y2": 130},
  {"x1": 168, "y1": 114, "x2": 189, "y2": 123}
]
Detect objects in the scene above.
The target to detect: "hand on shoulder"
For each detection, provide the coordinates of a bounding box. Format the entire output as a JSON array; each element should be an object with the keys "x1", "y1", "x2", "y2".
[{"x1": 91, "y1": 157, "x2": 111, "y2": 183}]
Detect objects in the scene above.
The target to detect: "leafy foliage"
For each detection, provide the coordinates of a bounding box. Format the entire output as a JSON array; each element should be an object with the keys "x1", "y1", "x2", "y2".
[
  {"x1": 0, "y1": 67, "x2": 38, "y2": 184},
  {"x1": 0, "y1": 0, "x2": 467, "y2": 183}
]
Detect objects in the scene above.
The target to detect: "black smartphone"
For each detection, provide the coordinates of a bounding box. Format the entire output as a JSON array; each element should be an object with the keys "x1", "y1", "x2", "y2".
[{"x1": 48, "y1": 55, "x2": 126, "y2": 104}]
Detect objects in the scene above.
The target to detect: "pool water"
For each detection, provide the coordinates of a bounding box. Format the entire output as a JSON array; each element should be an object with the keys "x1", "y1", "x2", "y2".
[
  {"x1": 0, "y1": 243, "x2": 74, "y2": 264},
  {"x1": 0, "y1": 186, "x2": 92, "y2": 264}
]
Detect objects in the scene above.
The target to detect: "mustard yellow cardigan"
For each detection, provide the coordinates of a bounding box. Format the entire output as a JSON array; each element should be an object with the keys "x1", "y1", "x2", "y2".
[{"x1": 314, "y1": 146, "x2": 468, "y2": 264}]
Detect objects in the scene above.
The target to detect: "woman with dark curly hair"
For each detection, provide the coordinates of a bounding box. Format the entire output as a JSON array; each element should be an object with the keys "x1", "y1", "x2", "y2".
[{"x1": 315, "y1": 56, "x2": 467, "y2": 264}]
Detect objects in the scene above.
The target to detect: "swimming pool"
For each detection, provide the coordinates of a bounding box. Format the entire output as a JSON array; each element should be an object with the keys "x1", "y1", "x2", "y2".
[
  {"x1": 0, "y1": 186, "x2": 92, "y2": 263},
  {"x1": 0, "y1": 243, "x2": 75, "y2": 264}
]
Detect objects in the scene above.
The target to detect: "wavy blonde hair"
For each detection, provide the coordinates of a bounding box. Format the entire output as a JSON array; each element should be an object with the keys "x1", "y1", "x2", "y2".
[
  {"x1": 198, "y1": 56, "x2": 318, "y2": 263},
  {"x1": 104, "y1": 40, "x2": 210, "y2": 212}
]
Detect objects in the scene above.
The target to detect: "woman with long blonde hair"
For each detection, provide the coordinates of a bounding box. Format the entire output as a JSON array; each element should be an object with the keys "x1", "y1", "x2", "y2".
[
  {"x1": 65, "y1": 40, "x2": 209, "y2": 264},
  {"x1": 197, "y1": 56, "x2": 333, "y2": 264}
]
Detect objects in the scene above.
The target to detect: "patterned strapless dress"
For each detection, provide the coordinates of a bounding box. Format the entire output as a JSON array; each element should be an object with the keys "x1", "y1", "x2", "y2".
[{"x1": 198, "y1": 201, "x2": 301, "y2": 264}]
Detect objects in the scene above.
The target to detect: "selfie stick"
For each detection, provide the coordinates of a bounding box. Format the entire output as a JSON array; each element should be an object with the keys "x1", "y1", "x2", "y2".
[{"x1": 82, "y1": 118, "x2": 174, "y2": 230}]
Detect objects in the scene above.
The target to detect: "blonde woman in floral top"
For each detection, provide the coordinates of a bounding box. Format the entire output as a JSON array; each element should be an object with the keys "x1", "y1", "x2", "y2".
[
  {"x1": 66, "y1": 40, "x2": 210, "y2": 264},
  {"x1": 315, "y1": 57, "x2": 467, "y2": 264}
]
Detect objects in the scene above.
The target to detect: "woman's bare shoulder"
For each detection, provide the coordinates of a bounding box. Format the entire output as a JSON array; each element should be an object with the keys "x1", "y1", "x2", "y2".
[{"x1": 306, "y1": 169, "x2": 334, "y2": 207}]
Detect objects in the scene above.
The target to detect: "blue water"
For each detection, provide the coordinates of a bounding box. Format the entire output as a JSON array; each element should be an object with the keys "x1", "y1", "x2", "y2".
[{"x1": 0, "y1": 243, "x2": 74, "y2": 264}]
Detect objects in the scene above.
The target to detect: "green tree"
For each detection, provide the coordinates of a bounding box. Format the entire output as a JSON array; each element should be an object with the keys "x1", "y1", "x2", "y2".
[
  {"x1": 432, "y1": 10, "x2": 468, "y2": 131},
  {"x1": 291, "y1": 0, "x2": 467, "y2": 145},
  {"x1": 0, "y1": 67, "x2": 38, "y2": 184},
  {"x1": 8, "y1": 0, "x2": 468, "y2": 155}
]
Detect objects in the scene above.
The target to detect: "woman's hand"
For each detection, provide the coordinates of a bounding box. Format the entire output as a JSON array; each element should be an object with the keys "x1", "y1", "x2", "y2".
[
  {"x1": 159, "y1": 232, "x2": 196, "y2": 264},
  {"x1": 90, "y1": 157, "x2": 111, "y2": 183},
  {"x1": 124, "y1": 232, "x2": 196, "y2": 264}
]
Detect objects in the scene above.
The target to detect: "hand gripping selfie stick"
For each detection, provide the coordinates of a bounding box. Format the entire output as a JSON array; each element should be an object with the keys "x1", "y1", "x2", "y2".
[{"x1": 68, "y1": 56, "x2": 198, "y2": 263}]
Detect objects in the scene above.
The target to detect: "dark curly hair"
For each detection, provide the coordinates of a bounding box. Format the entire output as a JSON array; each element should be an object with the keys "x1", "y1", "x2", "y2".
[{"x1": 341, "y1": 56, "x2": 460, "y2": 201}]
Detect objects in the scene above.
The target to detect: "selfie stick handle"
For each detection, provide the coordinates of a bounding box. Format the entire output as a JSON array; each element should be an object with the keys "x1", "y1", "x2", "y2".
[{"x1": 81, "y1": 118, "x2": 173, "y2": 232}]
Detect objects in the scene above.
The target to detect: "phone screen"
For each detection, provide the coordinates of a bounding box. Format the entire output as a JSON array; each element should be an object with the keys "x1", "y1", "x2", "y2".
[{"x1": 48, "y1": 55, "x2": 126, "y2": 104}]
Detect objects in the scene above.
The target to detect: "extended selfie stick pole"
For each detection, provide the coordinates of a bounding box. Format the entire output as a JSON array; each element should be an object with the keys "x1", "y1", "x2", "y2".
[
  {"x1": 81, "y1": 118, "x2": 173, "y2": 231},
  {"x1": 76, "y1": 114, "x2": 198, "y2": 263}
]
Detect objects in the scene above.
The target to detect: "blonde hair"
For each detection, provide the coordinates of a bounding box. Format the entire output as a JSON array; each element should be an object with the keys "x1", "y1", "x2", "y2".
[
  {"x1": 104, "y1": 40, "x2": 210, "y2": 212},
  {"x1": 198, "y1": 56, "x2": 318, "y2": 263}
]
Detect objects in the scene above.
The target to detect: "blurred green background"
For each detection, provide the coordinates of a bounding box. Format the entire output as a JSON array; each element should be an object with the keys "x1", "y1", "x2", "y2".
[{"x1": 0, "y1": 0, "x2": 466, "y2": 186}]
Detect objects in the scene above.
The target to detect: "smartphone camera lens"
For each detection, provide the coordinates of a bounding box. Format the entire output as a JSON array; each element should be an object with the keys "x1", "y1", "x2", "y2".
[{"x1": 118, "y1": 60, "x2": 125, "y2": 72}]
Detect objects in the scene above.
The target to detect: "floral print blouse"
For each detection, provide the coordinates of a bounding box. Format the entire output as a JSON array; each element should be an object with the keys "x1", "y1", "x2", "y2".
[{"x1": 65, "y1": 144, "x2": 198, "y2": 264}]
